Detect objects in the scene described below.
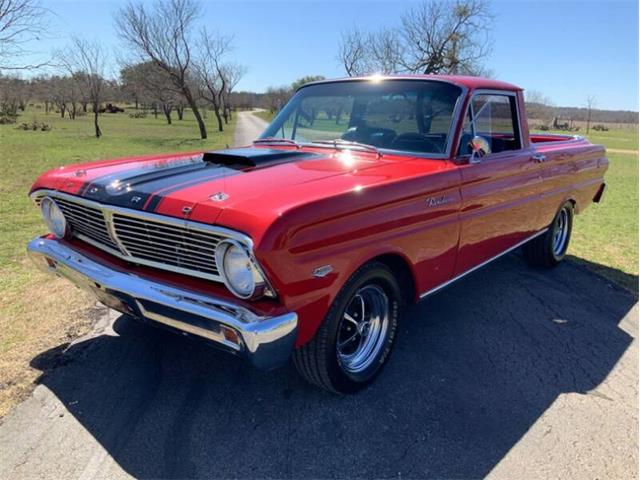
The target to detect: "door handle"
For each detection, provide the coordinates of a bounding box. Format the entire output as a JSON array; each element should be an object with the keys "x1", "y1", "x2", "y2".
[{"x1": 532, "y1": 153, "x2": 547, "y2": 163}]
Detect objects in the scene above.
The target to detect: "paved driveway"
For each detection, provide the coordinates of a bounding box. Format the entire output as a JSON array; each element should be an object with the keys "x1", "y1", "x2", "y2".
[
  {"x1": 234, "y1": 110, "x2": 268, "y2": 147},
  {"x1": 0, "y1": 253, "x2": 636, "y2": 479}
]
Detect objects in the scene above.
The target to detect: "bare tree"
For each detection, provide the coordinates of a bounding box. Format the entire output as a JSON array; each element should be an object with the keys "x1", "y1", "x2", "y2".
[
  {"x1": 121, "y1": 61, "x2": 182, "y2": 124},
  {"x1": 338, "y1": 0, "x2": 492, "y2": 76},
  {"x1": 220, "y1": 62, "x2": 247, "y2": 123},
  {"x1": 193, "y1": 28, "x2": 232, "y2": 132},
  {"x1": 264, "y1": 86, "x2": 291, "y2": 113},
  {"x1": 338, "y1": 28, "x2": 367, "y2": 76},
  {"x1": 585, "y1": 94, "x2": 596, "y2": 134},
  {"x1": 525, "y1": 90, "x2": 555, "y2": 125},
  {"x1": 60, "y1": 38, "x2": 108, "y2": 137},
  {"x1": 116, "y1": 0, "x2": 208, "y2": 139},
  {"x1": 0, "y1": 0, "x2": 49, "y2": 70}
]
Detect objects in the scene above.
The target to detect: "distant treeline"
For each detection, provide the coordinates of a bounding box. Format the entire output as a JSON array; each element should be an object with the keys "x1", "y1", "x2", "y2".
[{"x1": 526, "y1": 102, "x2": 638, "y2": 125}]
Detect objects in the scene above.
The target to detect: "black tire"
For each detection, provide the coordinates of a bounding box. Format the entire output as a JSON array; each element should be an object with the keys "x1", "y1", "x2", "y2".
[
  {"x1": 293, "y1": 261, "x2": 403, "y2": 394},
  {"x1": 523, "y1": 201, "x2": 574, "y2": 268}
]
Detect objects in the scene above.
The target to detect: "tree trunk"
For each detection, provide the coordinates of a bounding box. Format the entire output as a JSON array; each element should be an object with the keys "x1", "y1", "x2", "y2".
[
  {"x1": 82, "y1": 102, "x2": 87, "y2": 113},
  {"x1": 222, "y1": 107, "x2": 229, "y2": 124},
  {"x1": 176, "y1": 107, "x2": 184, "y2": 120},
  {"x1": 182, "y1": 87, "x2": 207, "y2": 139},
  {"x1": 163, "y1": 104, "x2": 173, "y2": 124},
  {"x1": 93, "y1": 106, "x2": 101, "y2": 138},
  {"x1": 152, "y1": 103, "x2": 158, "y2": 119},
  {"x1": 59, "y1": 104, "x2": 66, "y2": 118},
  {"x1": 213, "y1": 107, "x2": 224, "y2": 132}
]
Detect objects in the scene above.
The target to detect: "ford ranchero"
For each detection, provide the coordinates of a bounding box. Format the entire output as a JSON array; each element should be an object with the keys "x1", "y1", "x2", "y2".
[{"x1": 27, "y1": 75, "x2": 607, "y2": 393}]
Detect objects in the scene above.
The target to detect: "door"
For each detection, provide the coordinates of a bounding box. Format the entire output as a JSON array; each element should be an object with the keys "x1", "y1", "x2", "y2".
[{"x1": 455, "y1": 91, "x2": 543, "y2": 275}]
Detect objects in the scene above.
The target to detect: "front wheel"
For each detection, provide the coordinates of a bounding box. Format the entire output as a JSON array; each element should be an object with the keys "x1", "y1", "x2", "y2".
[
  {"x1": 523, "y1": 201, "x2": 574, "y2": 268},
  {"x1": 293, "y1": 262, "x2": 402, "y2": 394}
]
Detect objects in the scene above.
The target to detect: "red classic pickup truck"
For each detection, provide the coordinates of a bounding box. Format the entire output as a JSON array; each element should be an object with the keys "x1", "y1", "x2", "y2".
[{"x1": 27, "y1": 75, "x2": 607, "y2": 393}]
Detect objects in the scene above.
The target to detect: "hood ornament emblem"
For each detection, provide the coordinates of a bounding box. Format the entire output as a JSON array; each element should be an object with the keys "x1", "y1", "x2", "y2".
[{"x1": 210, "y1": 192, "x2": 229, "y2": 202}]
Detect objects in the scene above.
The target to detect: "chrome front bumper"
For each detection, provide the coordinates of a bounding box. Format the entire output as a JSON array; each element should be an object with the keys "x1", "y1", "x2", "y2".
[{"x1": 27, "y1": 237, "x2": 297, "y2": 370}]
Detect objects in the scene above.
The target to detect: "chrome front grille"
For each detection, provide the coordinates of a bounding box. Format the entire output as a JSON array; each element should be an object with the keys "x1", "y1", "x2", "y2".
[
  {"x1": 33, "y1": 192, "x2": 247, "y2": 282},
  {"x1": 112, "y1": 214, "x2": 221, "y2": 278},
  {"x1": 54, "y1": 197, "x2": 120, "y2": 251}
]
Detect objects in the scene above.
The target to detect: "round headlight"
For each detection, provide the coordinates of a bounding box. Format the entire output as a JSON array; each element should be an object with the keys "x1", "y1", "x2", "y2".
[
  {"x1": 40, "y1": 197, "x2": 68, "y2": 239},
  {"x1": 215, "y1": 240, "x2": 258, "y2": 299}
]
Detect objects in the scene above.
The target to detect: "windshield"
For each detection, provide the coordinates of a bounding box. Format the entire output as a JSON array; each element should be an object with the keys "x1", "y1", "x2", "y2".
[{"x1": 261, "y1": 80, "x2": 463, "y2": 155}]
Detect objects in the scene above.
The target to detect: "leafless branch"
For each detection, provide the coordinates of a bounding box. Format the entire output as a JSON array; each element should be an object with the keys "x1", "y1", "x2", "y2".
[
  {"x1": 115, "y1": 0, "x2": 208, "y2": 138},
  {"x1": 337, "y1": 0, "x2": 493, "y2": 76},
  {"x1": 0, "y1": 0, "x2": 50, "y2": 70}
]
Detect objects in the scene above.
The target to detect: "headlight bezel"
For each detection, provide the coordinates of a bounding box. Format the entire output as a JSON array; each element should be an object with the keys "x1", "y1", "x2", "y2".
[
  {"x1": 40, "y1": 196, "x2": 69, "y2": 239},
  {"x1": 215, "y1": 238, "x2": 274, "y2": 300}
]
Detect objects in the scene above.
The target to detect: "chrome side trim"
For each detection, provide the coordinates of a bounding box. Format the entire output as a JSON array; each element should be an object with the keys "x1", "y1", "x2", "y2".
[
  {"x1": 419, "y1": 229, "x2": 548, "y2": 299},
  {"x1": 27, "y1": 236, "x2": 297, "y2": 369}
]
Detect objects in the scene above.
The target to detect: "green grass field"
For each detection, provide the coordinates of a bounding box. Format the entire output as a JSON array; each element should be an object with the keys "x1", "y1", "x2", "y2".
[
  {"x1": 577, "y1": 127, "x2": 638, "y2": 151},
  {"x1": 0, "y1": 108, "x2": 235, "y2": 292},
  {"x1": 568, "y1": 149, "x2": 638, "y2": 291},
  {"x1": 0, "y1": 107, "x2": 236, "y2": 416},
  {"x1": 253, "y1": 110, "x2": 276, "y2": 123}
]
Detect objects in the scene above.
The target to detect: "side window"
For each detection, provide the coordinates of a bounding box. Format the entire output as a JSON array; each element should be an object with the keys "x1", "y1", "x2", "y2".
[{"x1": 458, "y1": 93, "x2": 521, "y2": 156}]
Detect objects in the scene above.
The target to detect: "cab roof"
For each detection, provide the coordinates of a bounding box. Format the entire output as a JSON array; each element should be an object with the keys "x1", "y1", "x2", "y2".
[{"x1": 303, "y1": 74, "x2": 523, "y2": 92}]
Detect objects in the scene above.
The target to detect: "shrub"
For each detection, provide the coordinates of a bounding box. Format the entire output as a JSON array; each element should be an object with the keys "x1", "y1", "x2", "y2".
[
  {"x1": 0, "y1": 105, "x2": 18, "y2": 124},
  {"x1": 129, "y1": 111, "x2": 147, "y2": 118},
  {"x1": 16, "y1": 121, "x2": 51, "y2": 131},
  {"x1": 592, "y1": 124, "x2": 609, "y2": 132}
]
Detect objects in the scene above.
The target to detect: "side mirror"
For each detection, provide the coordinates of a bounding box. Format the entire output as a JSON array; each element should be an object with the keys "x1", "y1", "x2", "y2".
[{"x1": 469, "y1": 136, "x2": 490, "y2": 164}]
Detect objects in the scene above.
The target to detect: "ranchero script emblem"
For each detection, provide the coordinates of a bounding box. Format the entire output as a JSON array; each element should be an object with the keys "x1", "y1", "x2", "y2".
[{"x1": 426, "y1": 195, "x2": 450, "y2": 208}]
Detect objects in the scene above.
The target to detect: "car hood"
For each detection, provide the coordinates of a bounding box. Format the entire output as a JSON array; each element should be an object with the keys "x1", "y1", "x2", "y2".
[{"x1": 31, "y1": 146, "x2": 452, "y2": 245}]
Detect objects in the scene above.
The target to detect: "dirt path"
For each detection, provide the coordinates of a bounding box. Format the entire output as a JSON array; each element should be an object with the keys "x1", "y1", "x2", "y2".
[
  {"x1": 233, "y1": 110, "x2": 268, "y2": 147},
  {"x1": 607, "y1": 148, "x2": 638, "y2": 155}
]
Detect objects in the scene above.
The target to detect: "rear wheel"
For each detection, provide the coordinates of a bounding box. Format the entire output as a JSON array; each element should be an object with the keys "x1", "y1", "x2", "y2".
[
  {"x1": 293, "y1": 262, "x2": 402, "y2": 394},
  {"x1": 523, "y1": 202, "x2": 574, "y2": 268}
]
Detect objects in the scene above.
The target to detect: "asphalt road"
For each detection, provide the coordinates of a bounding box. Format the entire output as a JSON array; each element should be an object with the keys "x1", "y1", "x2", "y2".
[{"x1": 0, "y1": 113, "x2": 637, "y2": 479}]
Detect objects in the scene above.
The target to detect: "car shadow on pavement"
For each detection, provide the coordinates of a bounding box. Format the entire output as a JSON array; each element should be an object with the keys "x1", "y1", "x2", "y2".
[{"x1": 30, "y1": 254, "x2": 637, "y2": 479}]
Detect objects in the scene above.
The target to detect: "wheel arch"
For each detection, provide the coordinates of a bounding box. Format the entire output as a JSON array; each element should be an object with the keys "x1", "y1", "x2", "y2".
[{"x1": 363, "y1": 252, "x2": 418, "y2": 305}]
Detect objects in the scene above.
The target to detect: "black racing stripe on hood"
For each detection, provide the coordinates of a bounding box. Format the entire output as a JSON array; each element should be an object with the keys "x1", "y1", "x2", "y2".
[
  {"x1": 142, "y1": 166, "x2": 241, "y2": 212},
  {"x1": 80, "y1": 162, "x2": 239, "y2": 211},
  {"x1": 77, "y1": 148, "x2": 322, "y2": 211},
  {"x1": 79, "y1": 156, "x2": 206, "y2": 196}
]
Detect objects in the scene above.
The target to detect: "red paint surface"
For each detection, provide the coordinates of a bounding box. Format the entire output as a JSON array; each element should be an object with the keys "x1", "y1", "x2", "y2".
[{"x1": 29, "y1": 78, "x2": 608, "y2": 347}]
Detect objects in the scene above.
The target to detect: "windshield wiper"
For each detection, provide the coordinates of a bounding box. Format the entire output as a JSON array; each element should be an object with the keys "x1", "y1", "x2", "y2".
[
  {"x1": 253, "y1": 137, "x2": 301, "y2": 148},
  {"x1": 311, "y1": 139, "x2": 382, "y2": 157}
]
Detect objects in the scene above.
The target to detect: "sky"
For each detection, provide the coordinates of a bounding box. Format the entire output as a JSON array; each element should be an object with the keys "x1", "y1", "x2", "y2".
[{"x1": 20, "y1": 0, "x2": 640, "y2": 111}]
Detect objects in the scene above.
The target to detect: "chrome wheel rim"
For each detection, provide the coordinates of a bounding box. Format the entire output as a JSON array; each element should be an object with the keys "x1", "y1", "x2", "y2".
[
  {"x1": 336, "y1": 284, "x2": 390, "y2": 374},
  {"x1": 552, "y1": 208, "x2": 569, "y2": 256}
]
